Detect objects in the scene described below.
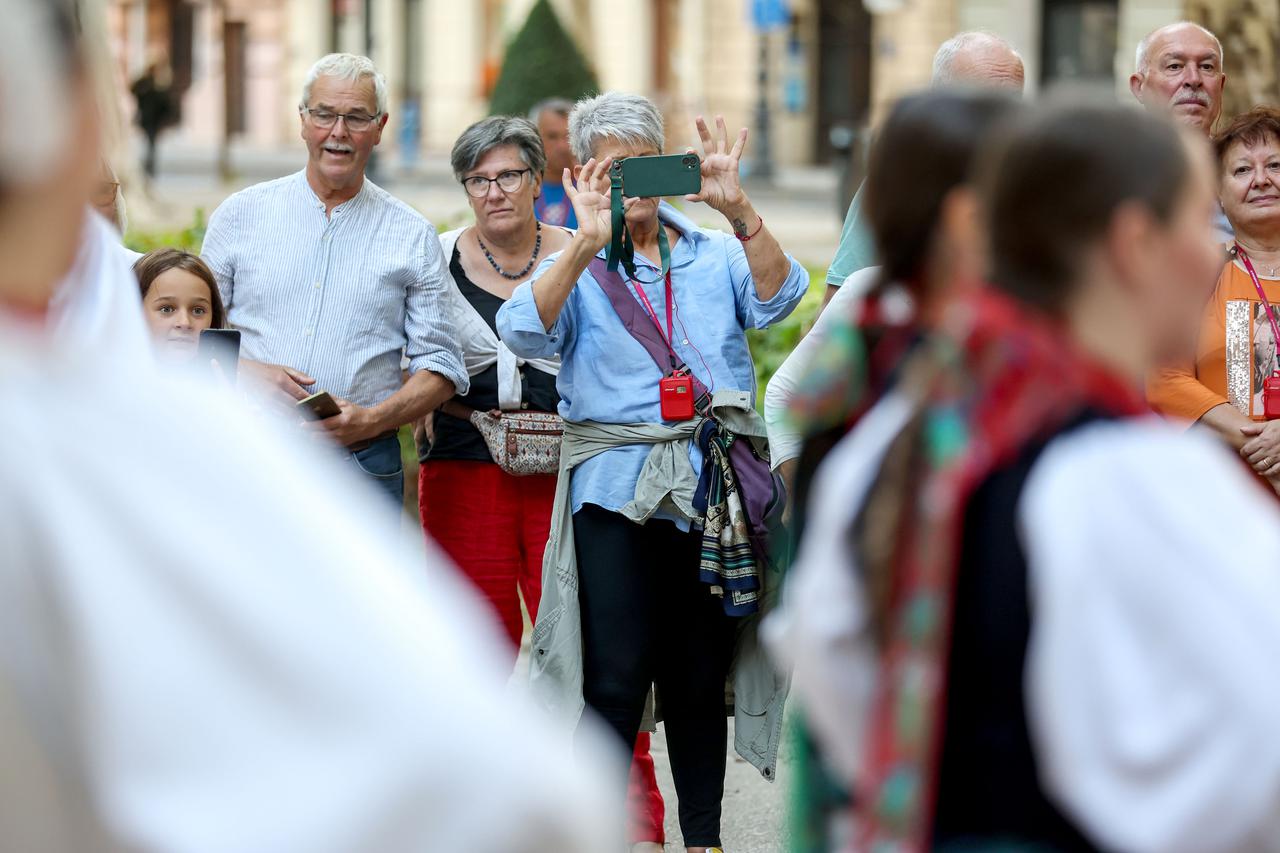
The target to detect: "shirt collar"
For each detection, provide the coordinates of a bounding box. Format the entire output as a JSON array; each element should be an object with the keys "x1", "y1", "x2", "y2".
[
  {"x1": 592, "y1": 200, "x2": 709, "y2": 266},
  {"x1": 296, "y1": 168, "x2": 372, "y2": 215}
]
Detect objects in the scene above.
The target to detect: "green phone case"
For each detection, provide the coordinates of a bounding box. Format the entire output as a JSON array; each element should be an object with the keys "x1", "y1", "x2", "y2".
[{"x1": 618, "y1": 153, "x2": 702, "y2": 198}]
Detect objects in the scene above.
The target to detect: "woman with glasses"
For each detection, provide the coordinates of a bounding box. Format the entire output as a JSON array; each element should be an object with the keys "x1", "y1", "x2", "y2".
[
  {"x1": 422, "y1": 116, "x2": 669, "y2": 853},
  {"x1": 498, "y1": 92, "x2": 809, "y2": 852}
]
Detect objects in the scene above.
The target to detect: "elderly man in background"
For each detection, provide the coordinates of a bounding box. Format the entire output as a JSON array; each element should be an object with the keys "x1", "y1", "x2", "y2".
[
  {"x1": 821, "y1": 30, "x2": 1024, "y2": 309},
  {"x1": 529, "y1": 98, "x2": 578, "y2": 228},
  {"x1": 201, "y1": 53, "x2": 467, "y2": 505},
  {"x1": 1130, "y1": 21, "x2": 1225, "y2": 136},
  {"x1": 1131, "y1": 21, "x2": 1231, "y2": 241}
]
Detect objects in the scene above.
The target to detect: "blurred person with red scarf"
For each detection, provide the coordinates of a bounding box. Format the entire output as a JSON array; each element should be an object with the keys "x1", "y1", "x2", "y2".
[{"x1": 772, "y1": 101, "x2": 1280, "y2": 851}]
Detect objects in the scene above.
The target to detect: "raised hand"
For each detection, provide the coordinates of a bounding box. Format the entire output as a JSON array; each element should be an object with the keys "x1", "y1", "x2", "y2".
[
  {"x1": 684, "y1": 115, "x2": 748, "y2": 216},
  {"x1": 564, "y1": 156, "x2": 614, "y2": 253}
]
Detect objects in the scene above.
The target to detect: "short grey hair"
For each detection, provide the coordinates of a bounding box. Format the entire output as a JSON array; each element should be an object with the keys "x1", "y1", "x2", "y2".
[
  {"x1": 1134, "y1": 22, "x2": 1223, "y2": 73},
  {"x1": 300, "y1": 53, "x2": 387, "y2": 116},
  {"x1": 529, "y1": 98, "x2": 573, "y2": 124},
  {"x1": 932, "y1": 31, "x2": 1023, "y2": 85},
  {"x1": 568, "y1": 92, "x2": 665, "y2": 165},
  {"x1": 450, "y1": 116, "x2": 547, "y2": 182}
]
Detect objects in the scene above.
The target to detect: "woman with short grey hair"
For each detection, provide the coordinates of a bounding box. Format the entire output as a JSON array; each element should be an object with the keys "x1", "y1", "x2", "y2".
[
  {"x1": 421, "y1": 115, "x2": 569, "y2": 645},
  {"x1": 498, "y1": 91, "x2": 809, "y2": 851},
  {"x1": 425, "y1": 115, "x2": 669, "y2": 851}
]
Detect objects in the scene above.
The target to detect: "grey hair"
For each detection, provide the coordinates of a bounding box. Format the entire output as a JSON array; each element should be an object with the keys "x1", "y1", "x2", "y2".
[
  {"x1": 1134, "y1": 22, "x2": 1223, "y2": 73},
  {"x1": 568, "y1": 92, "x2": 665, "y2": 165},
  {"x1": 450, "y1": 116, "x2": 547, "y2": 182},
  {"x1": 529, "y1": 98, "x2": 574, "y2": 124},
  {"x1": 300, "y1": 53, "x2": 387, "y2": 116},
  {"x1": 932, "y1": 31, "x2": 1023, "y2": 85}
]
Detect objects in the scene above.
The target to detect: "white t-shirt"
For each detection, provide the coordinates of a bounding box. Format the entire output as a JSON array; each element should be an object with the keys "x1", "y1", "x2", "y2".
[
  {"x1": 763, "y1": 266, "x2": 881, "y2": 467},
  {"x1": 0, "y1": 318, "x2": 620, "y2": 852},
  {"x1": 47, "y1": 210, "x2": 151, "y2": 365}
]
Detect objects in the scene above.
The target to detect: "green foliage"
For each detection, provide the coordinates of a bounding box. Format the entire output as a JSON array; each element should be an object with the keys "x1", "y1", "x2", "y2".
[
  {"x1": 746, "y1": 268, "x2": 827, "y2": 409},
  {"x1": 488, "y1": 0, "x2": 598, "y2": 118},
  {"x1": 124, "y1": 208, "x2": 206, "y2": 255}
]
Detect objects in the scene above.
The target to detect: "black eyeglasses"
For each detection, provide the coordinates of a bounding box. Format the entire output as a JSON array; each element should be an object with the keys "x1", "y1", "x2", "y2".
[
  {"x1": 301, "y1": 108, "x2": 380, "y2": 132},
  {"x1": 461, "y1": 169, "x2": 531, "y2": 197}
]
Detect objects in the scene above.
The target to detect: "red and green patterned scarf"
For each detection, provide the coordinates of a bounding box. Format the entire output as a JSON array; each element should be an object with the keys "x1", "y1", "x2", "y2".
[{"x1": 855, "y1": 287, "x2": 1147, "y2": 851}]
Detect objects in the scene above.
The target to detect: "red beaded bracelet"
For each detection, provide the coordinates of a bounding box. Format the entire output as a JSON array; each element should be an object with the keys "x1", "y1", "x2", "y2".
[{"x1": 734, "y1": 215, "x2": 765, "y2": 242}]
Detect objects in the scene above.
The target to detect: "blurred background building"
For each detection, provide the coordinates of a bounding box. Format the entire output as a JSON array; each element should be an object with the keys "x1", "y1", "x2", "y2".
[{"x1": 102, "y1": 0, "x2": 1277, "y2": 172}]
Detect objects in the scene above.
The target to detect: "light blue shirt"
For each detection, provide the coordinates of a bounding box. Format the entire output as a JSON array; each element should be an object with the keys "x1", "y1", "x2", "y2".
[
  {"x1": 497, "y1": 202, "x2": 808, "y2": 524},
  {"x1": 826, "y1": 181, "x2": 875, "y2": 287},
  {"x1": 201, "y1": 170, "x2": 468, "y2": 408}
]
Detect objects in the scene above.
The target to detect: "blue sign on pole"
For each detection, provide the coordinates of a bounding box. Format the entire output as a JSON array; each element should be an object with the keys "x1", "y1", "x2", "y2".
[{"x1": 751, "y1": 0, "x2": 790, "y2": 31}]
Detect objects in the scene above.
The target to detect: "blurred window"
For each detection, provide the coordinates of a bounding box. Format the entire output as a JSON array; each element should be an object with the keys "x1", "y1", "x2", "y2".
[{"x1": 1041, "y1": 0, "x2": 1119, "y2": 85}]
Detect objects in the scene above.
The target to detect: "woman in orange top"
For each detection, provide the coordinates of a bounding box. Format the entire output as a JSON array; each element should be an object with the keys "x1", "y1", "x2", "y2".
[{"x1": 1150, "y1": 107, "x2": 1280, "y2": 490}]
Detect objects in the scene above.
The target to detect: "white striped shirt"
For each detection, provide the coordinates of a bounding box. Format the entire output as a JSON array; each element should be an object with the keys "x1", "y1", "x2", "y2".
[{"x1": 201, "y1": 170, "x2": 468, "y2": 407}]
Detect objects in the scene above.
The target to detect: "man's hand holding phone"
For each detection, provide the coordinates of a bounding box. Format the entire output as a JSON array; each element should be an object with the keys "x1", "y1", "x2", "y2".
[{"x1": 298, "y1": 391, "x2": 381, "y2": 447}]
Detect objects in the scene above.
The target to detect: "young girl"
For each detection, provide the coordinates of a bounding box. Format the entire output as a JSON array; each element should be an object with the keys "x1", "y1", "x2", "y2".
[{"x1": 133, "y1": 248, "x2": 226, "y2": 362}]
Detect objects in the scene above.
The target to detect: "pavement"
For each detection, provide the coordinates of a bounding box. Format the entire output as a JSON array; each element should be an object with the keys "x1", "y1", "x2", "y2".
[
  {"x1": 650, "y1": 720, "x2": 792, "y2": 852},
  {"x1": 125, "y1": 139, "x2": 846, "y2": 271}
]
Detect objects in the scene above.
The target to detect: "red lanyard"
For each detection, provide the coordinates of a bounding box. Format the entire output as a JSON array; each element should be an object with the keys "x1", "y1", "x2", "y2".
[
  {"x1": 1238, "y1": 245, "x2": 1280, "y2": 348},
  {"x1": 632, "y1": 272, "x2": 677, "y2": 359}
]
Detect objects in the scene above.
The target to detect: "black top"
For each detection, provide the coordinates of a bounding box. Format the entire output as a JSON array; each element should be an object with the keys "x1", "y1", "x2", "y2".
[
  {"x1": 418, "y1": 245, "x2": 559, "y2": 464},
  {"x1": 931, "y1": 410, "x2": 1109, "y2": 852}
]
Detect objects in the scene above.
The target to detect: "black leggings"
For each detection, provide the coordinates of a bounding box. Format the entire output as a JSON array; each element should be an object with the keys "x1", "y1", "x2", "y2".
[{"x1": 574, "y1": 503, "x2": 737, "y2": 847}]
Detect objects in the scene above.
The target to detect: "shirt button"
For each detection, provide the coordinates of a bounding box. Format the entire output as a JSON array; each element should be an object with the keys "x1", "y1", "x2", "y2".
[
  {"x1": 304, "y1": 328, "x2": 313, "y2": 336},
  {"x1": 314, "y1": 282, "x2": 321, "y2": 289},
  {"x1": 521, "y1": 402, "x2": 529, "y2": 410},
  {"x1": 682, "y1": 339, "x2": 689, "y2": 345}
]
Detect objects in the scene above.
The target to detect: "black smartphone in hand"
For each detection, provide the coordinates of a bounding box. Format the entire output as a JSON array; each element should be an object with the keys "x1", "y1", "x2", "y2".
[{"x1": 197, "y1": 329, "x2": 241, "y2": 383}]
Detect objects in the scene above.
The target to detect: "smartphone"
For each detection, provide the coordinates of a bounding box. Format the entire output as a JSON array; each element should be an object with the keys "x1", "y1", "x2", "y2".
[
  {"x1": 297, "y1": 390, "x2": 342, "y2": 420},
  {"x1": 197, "y1": 329, "x2": 241, "y2": 382},
  {"x1": 615, "y1": 153, "x2": 702, "y2": 199}
]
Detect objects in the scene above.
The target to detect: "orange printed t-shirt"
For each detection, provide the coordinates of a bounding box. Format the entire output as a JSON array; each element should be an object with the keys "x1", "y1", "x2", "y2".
[{"x1": 1150, "y1": 260, "x2": 1280, "y2": 423}]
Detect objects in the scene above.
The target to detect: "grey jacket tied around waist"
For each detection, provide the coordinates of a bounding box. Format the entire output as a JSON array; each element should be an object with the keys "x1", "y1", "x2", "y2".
[{"x1": 530, "y1": 389, "x2": 790, "y2": 780}]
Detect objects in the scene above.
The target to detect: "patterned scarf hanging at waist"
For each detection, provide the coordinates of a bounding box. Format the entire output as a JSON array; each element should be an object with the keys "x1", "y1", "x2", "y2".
[{"x1": 693, "y1": 420, "x2": 784, "y2": 616}]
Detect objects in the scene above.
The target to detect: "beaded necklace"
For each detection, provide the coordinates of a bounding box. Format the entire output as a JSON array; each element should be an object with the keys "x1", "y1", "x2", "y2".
[{"x1": 476, "y1": 221, "x2": 542, "y2": 280}]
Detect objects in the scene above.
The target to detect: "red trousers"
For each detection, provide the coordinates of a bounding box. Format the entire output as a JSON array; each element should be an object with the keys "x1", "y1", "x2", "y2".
[{"x1": 419, "y1": 460, "x2": 665, "y2": 843}]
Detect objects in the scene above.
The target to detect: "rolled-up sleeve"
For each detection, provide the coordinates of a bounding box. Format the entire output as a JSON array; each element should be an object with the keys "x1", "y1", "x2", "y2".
[
  {"x1": 496, "y1": 259, "x2": 573, "y2": 359},
  {"x1": 405, "y1": 227, "x2": 469, "y2": 395},
  {"x1": 723, "y1": 233, "x2": 809, "y2": 329}
]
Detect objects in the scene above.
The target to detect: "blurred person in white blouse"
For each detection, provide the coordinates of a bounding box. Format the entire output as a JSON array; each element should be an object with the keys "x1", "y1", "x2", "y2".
[
  {"x1": 201, "y1": 52, "x2": 467, "y2": 504},
  {"x1": 0, "y1": 2, "x2": 618, "y2": 850}
]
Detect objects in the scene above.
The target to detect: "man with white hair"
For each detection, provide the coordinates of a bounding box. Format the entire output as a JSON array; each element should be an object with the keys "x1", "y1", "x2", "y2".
[
  {"x1": 1131, "y1": 21, "x2": 1232, "y2": 242},
  {"x1": 822, "y1": 31, "x2": 1023, "y2": 308},
  {"x1": 201, "y1": 53, "x2": 467, "y2": 504},
  {"x1": 1130, "y1": 21, "x2": 1226, "y2": 136}
]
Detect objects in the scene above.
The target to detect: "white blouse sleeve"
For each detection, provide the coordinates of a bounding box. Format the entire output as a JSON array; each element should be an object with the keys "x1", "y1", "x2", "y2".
[
  {"x1": 763, "y1": 390, "x2": 914, "y2": 782},
  {"x1": 1020, "y1": 420, "x2": 1280, "y2": 853},
  {"x1": 763, "y1": 267, "x2": 879, "y2": 468}
]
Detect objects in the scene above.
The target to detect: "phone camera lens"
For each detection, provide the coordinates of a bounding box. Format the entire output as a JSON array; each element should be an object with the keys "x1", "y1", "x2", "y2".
[{"x1": 683, "y1": 154, "x2": 698, "y2": 167}]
